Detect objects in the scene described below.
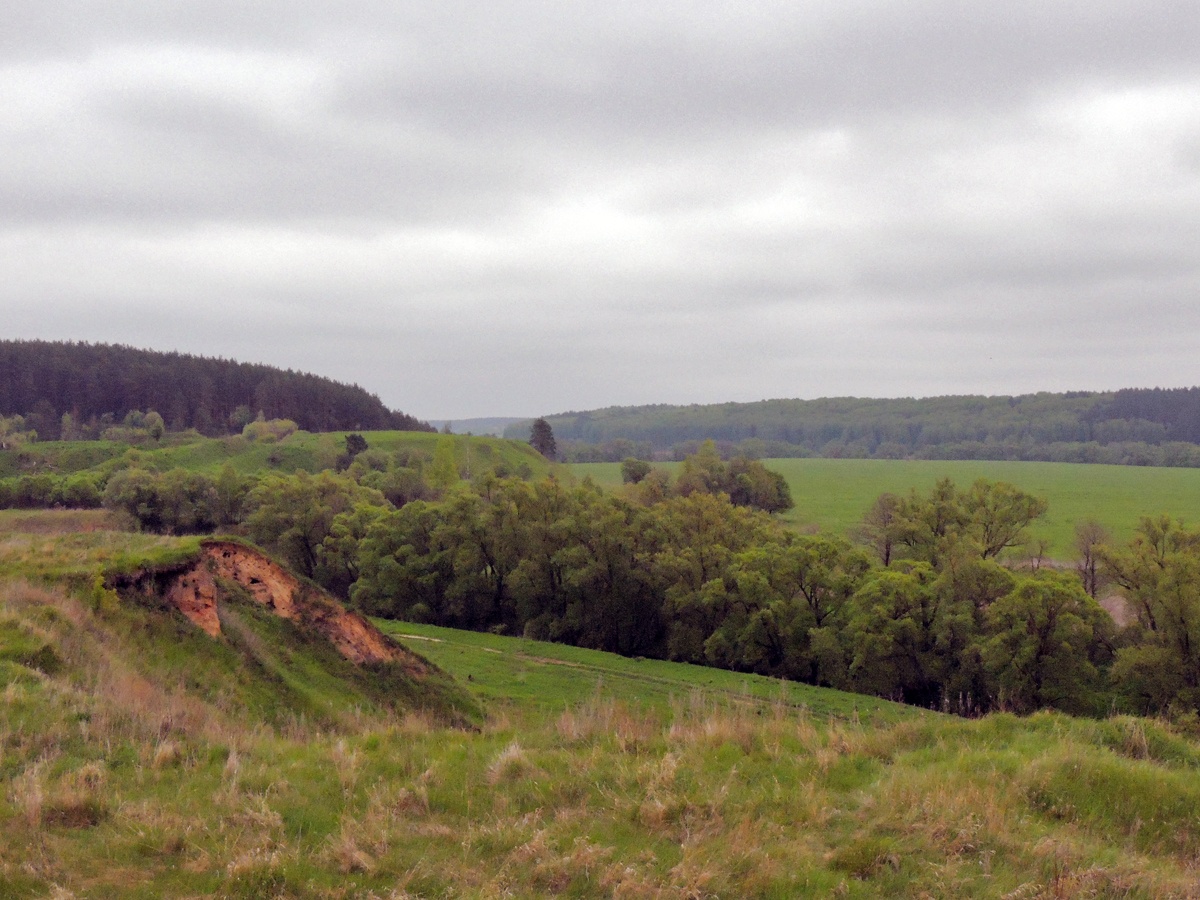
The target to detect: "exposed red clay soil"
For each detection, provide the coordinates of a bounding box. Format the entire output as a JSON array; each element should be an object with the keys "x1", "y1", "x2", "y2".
[{"x1": 150, "y1": 541, "x2": 419, "y2": 668}]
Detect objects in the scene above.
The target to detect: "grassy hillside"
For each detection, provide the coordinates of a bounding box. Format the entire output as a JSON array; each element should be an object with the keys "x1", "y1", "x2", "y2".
[
  {"x1": 570, "y1": 458, "x2": 1200, "y2": 557},
  {"x1": 4, "y1": 512, "x2": 1200, "y2": 895},
  {"x1": 376, "y1": 621, "x2": 917, "y2": 726},
  {"x1": 1, "y1": 430, "x2": 551, "y2": 480}
]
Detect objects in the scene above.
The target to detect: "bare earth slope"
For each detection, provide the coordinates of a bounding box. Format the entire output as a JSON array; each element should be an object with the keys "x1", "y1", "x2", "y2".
[{"x1": 115, "y1": 539, "x2": 421, "y2": 669}]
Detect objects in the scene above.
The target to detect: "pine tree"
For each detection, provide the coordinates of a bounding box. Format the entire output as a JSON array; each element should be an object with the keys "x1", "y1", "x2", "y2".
[{"x1": 529, "y1": 418, "x2": 557, "y2": 460}]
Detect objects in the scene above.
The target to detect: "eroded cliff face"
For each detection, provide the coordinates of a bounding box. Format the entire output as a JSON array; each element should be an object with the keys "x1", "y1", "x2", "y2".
[{"x1": 127, "y1": 541, "x2": 419, "y2": 669}]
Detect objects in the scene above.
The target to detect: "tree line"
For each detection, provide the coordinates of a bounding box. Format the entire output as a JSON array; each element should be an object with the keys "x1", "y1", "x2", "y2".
[
  {"x1": 510, "y1": 390, "x2": 1200, "y2": 467},
  {"x1": 0, "y1": 340, "x2": 432, "y2": 438},
  {"x1": 57, "y1": 435, "x2": 1200, "y2": 720}
]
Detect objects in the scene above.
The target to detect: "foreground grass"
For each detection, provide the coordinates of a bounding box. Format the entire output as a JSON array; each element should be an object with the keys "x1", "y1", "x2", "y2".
[
  {"x1": 5, "y1": 580, "x2": 1200, "y2": 897},
  {"x1": 571, "y1": 458, "x2": 1200, "y2": 558}
]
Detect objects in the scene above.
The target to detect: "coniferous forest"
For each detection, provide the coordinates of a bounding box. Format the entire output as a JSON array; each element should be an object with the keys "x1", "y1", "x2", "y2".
[{"x1": 0, "y1": 340, "x2": 431, "y2": 438}]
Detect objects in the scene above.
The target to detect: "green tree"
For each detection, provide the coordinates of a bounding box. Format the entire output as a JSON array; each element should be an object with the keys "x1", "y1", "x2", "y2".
[
  {"x1": 317, "y1": 501, "x2": 391, "y2": 599},
  {"x1": 704, "y1": 534, "x2": 870, "y2": 683},
  {"x1": 245, "y1": 471, "x2": 386, "y2": 579},
  {"x1": 982, "y1": 572, "x2": 1109, "y2": 713},
  {"x1": 620, "y1": 457, "x2": 652, "y2": 484},
  {"x1": 555, "y1": 488, "x2": 663, "y2": 655},
  {"x1": 674, "y1": 440, "x2": 726, "y2": 497},
  {"x1": 1074, "y1": 519, "x2": 1111, "y2": 599},
  {"x1": 853, "y1": 492, "x2": 901, "y2": 566},
  {"x1": 1101, "y1": 516, "x2": 1200, "y2": 713},
  {"x1": 429, "y1": 437, "x2": 460, "y2": 491},
  {"x1": 725, "y1": 456, "x2": 793, "y2": 513},
  {"x1": 529, "y1": 418, "x2": 557, "y2": 460},
  {"x1": 886, "y1": 478, "x2": 1047, "y2": 569},
  {"x1": 144, "y1": 410, "x2": 166, "y2": 442},
  {"x1": 843, "y1": 564, "x2": 945, "y2": 706},
  {"x1": 652, "y1": 491, "x2": 777, "y2": 662},
  {"x1": 214, "y1": 464, "x2": 249, "y2": 526},
  {"x1": 336, "y1": 433, "x2": 369, "y2": 471},
  {"x1": 352, "y1": 502, "x2": 454, "y2": 621},
  {"x1": 961, "y1": 479, "x2": 1048, "y2": 559},
  {"x1": 0, "y1": 415, "x2": 36, "y2": 449},
  {"x1": 102, "y1": 468, "x2": 220, "y2": 533}
]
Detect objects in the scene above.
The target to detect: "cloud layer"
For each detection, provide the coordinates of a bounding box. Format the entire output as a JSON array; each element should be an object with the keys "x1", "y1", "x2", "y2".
[{"x1": 4, "y1": 1, "x2": 1199, "y2": 417}]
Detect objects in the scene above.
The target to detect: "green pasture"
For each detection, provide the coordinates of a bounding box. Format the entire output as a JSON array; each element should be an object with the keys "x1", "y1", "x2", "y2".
[
  {"x1": 569, "y1": 458, "x2": 1200, "y2": 558},
  {"x1": 375, "y1": 619, "x2": 919, "y2": 726}
]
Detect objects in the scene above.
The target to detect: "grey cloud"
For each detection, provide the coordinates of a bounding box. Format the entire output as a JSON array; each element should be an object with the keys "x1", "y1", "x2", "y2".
[
  {"x1": 3, "y1": 1, "x2": 1200, "y2": 417},
  {"x1": 340, "y1": 1, "x2": 1200, "y2": 139}
]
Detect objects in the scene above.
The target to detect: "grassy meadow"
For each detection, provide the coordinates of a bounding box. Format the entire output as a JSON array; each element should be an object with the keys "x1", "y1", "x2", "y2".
[
  {"x1": 5, "y1": 512, "x2": 1200, "y2": 896},
  {"x1": 570, "y1": 458, "x2": 1200, "y2": 557}
]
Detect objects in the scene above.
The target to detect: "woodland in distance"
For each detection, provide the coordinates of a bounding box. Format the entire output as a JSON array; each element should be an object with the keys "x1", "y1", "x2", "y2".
[{"x1": 513, "y1": 389, "x2": 1200, "y2": 466}]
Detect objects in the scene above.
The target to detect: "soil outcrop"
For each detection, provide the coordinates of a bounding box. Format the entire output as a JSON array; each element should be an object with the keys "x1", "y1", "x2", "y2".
[{"x1": 118, "y1": 540, "x2": 419, "y2": 668}]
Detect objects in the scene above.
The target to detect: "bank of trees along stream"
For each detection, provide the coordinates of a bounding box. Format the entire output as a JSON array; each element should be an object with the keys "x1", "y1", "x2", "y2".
[{"x1": 63, "y1": 434, "x2": 1195, "y2": 721}]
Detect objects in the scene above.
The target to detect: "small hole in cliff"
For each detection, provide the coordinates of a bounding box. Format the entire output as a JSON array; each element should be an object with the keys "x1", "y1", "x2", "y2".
[{"x1": 249, "y1": 578, "x2": 261, "y2": 585}]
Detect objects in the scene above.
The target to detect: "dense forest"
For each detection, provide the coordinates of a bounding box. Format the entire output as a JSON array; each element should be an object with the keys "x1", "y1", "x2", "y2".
[
  {"x1": 0, "y1": 340, "x2": 431, "y2": 438},
  {"x1": 510, "y1": 390, "x2": 1200, "y2": 466}
]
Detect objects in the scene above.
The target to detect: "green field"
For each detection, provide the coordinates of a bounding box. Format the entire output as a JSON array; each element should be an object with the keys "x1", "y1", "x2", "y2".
[
  {"x1": 375, "y1": 620, "x2": 917, "y2": 726},
  {"x1": 570, "y1": 458, "x2": 1200, "y2": 557}
]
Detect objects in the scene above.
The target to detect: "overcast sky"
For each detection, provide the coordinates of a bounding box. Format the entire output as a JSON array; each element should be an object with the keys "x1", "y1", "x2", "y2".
[{"x1": 4, "y1": 2, "x2": 1199, "y2": 419}]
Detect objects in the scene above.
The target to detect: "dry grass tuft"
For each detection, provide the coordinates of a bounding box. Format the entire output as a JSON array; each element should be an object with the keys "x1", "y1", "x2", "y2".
[
  {"x1": 39, "y1": 761, "x2": 109, "y2": 829},
  {"x1": 328, "y1": 829, "x2": 377, "y2": 874},
  {"x1": 487, "y1": 741, "x2": 541, "y2": 785},
  {"x1": 557, "y1": 698, "x2": 660, "y2": 752},
  {"x1": 332, "y1": 738, "x2": 361, "y2": 794},
  {"x1": 11, "y1": 762, "x2": 45, "y2": 828},
  {"x1": 667, "y1": 701, "x2": 757, "y2": 753},
  {"x1": 394, "y1": 710, "x2": 438, "y2": 736},
  {"x1": 393, "y1": 786, "x2": 430, "y2": 817},
  {"x1": 225, "y1": 845, "x2": 286, "y2": 880},
  {"x1": 151, "y1": 739, "x2": 183, "y2": 769}
]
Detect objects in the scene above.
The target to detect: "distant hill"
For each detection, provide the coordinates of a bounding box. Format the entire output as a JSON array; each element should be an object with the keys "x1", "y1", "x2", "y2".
[
  {"x1": 440, "y1": 417, "x2": 528, "y2": 437},
  {"x1": 0, "y1": 340, "x2": 432, "y2": 438},
  {"x1": 509, "y1": 389, "x2": 1200, "y2": 466}
]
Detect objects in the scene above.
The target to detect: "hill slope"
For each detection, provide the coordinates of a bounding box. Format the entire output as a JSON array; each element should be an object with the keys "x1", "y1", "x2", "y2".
[{"x1": 0, "y1": 513, "x2": 477, "y2": 731}]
